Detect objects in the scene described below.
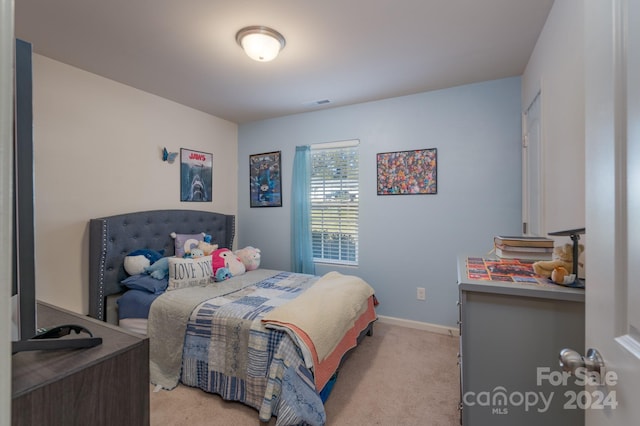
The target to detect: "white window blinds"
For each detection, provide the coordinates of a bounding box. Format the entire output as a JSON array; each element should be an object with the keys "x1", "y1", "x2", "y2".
[{"x1": 310, "y1": 143, "x2": 359, "y2": 265}]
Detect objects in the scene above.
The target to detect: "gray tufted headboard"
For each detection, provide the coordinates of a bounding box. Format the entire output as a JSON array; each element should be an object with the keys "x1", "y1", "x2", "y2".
[{"x1": 88, "y1": 209, "x2": 235, "y2": 322}]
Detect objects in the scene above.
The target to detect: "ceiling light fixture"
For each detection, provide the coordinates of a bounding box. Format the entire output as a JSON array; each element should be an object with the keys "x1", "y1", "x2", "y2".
[{"x1": 236, "y1": 26, "x2": 286, "y2": 62}]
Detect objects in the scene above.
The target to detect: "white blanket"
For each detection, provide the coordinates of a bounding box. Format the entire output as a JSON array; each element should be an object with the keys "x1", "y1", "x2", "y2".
[{"x1": 262, "y1": 271, "x2": 375, "y2": 362}]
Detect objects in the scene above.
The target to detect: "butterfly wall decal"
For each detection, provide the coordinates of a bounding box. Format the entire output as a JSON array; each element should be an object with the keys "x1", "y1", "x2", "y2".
[{"x1": 162, "y1": 147, "x2": 178, "y2": 164}]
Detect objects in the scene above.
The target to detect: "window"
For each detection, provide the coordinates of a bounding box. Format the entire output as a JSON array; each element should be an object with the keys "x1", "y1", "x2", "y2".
[{"x1": 310, "y1": 141, "x2": 359, "y2": 265}]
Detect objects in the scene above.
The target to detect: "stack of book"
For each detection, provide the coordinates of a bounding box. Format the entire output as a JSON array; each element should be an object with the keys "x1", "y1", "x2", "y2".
[{"x1": 493, "y1": 235, "x2": 554, "y2": 260}]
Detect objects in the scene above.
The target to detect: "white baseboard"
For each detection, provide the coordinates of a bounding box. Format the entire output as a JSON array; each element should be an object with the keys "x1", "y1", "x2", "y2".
[{"x1": 377, "y1": 315, "x2": 460, "y2": 337}]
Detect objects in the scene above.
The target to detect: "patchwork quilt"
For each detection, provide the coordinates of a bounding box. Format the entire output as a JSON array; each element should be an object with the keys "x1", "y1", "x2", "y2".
[{"x1": 179, "y1": 271, "x2": 326, "y2": 425}]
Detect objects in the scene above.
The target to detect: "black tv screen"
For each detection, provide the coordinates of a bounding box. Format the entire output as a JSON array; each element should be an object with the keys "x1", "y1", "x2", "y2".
[{"x1": 11, "y1": 38, "x2": 37, "y2": 345}]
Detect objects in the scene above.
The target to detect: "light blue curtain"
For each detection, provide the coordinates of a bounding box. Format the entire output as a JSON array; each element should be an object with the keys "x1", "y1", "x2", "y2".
[{"x1": 291, "y1": 145, "x2": 315, "y2": 274}]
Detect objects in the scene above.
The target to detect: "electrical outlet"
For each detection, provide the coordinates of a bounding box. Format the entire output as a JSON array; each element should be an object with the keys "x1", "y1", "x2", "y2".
[{"x1": 417, "y1": 287, "x2": 426, "y2": 301}]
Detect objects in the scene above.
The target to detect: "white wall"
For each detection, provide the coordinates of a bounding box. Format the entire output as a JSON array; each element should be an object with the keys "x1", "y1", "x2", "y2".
[
  {"x1": 238, "y1": 77, "x2": 523, "y2": 327},
  {"x1": 522, "y1": 0, "x2": 585, "y2": 237},
  {"x1": 32, "y1": 55, "x2": 238, "y2": 314}
]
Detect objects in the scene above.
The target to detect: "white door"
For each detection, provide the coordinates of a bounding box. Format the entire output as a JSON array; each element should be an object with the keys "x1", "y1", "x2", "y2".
[
  {"x1": 584, "y1": 0, "x2": 640, "y2": 424},
  {"x1": 522, "y1": 92, "x2": 543, "y2": 236}
]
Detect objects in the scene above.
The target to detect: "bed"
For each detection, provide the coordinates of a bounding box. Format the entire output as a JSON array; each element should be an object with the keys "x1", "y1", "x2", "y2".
[{"x1": 88, "y1": 209, "x2": 377, "y2": 425}]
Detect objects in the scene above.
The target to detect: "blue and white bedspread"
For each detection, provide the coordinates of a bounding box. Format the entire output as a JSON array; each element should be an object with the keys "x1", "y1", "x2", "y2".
[{"x1": 180, "y1": 271, "x2": 326, "y2": 426}]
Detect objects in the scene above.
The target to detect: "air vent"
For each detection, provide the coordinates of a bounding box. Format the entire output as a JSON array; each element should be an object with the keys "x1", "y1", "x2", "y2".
[{"x1": 303, "y1": 99, "x2": 332, "y2": 107}]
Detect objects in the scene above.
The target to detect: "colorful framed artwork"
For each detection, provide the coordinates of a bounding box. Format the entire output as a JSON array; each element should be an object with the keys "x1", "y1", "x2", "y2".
[
  {"x1": 180, "y1": 148, "x2": 213, "y2": 202},
  {"x1": 376, "y1": 148, "x2": 437, "y2": 195},
  {"x1": 250, "y1": 151, "x2": 282, "y2": 207}
]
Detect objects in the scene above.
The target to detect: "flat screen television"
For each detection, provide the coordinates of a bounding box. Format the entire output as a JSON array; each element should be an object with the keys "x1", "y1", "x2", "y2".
[
  {"x1": 11, "y1": 38, "x2": 37, "y2": 348},
  {"x1": 11, "y1": 39, "x2": 101, "y2": 353}
]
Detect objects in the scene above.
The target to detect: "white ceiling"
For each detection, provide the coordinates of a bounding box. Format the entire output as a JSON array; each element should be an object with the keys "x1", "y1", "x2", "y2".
[{"x1": 15, "y1": 0, "x2": 554, "y2": 124}]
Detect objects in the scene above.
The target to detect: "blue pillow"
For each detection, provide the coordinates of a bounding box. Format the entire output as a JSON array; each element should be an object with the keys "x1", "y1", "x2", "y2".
[
  {"x1": 117, "y1": 289, "x2": 160, "y2": 320},
  {"x1": 121, "y1": 274, "x2": 168, "y2": 294}
]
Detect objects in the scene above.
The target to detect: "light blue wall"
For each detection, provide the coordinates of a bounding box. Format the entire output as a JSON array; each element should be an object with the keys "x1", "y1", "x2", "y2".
[{"x1": 237, "y1": 77, "x2": 522, "y2": 327}]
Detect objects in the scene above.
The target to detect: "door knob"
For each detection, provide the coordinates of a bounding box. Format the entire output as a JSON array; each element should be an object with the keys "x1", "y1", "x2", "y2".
[{"x1": 559, "y1": 348, "x2": 606, "y2": 375}]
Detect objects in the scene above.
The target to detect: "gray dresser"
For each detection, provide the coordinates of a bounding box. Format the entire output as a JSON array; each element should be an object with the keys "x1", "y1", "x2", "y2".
[{"x1": 457, "y1": 256, "x2": 585, "y2": 426}]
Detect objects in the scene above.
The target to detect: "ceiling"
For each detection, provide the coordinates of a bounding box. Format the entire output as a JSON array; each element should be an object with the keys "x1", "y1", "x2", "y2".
[{"x1": 15, "y1": 0, "x2": 554, "y2": 124}]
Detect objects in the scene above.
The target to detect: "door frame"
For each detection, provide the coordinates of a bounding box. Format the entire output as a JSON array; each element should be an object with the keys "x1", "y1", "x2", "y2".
[{"x1": 522, "y1": 88, "x2": 544, "y2": 237}]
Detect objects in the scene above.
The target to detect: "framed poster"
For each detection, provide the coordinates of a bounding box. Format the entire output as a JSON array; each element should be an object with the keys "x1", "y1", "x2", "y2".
[
  {"x1": 250, "y1": 151, "x2": 282, "y2": 207},
  {"x1": 180, "y1": 148, "x2": 213, "y2": 202},
  {"x1": 376, "y1": 148, "x2": 437, "y2": 195}
]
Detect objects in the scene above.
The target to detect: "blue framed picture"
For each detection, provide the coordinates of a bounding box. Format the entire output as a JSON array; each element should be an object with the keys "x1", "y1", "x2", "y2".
[{"x1": 250, "y1": 151, "x2": 282, "y2": 207}]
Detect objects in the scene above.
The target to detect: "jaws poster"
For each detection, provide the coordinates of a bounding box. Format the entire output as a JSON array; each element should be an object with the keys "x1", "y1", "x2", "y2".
[{"x1": 180, "y1": 148, "x2": 212, "y2": 202}]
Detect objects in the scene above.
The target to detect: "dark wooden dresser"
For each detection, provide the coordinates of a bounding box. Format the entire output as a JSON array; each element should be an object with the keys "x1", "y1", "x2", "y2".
[{"x1": 12, "y1": 302, "x2": 149, "y2": 426}]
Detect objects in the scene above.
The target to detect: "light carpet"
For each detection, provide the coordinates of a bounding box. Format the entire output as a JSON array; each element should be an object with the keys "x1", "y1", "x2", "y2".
[{"x1": 150, "y1": 321, "x2": 460, "y2": 425}]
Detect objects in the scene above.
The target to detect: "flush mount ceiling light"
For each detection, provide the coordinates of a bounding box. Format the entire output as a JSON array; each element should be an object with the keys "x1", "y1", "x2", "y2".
[{"x1": 236, "y1": 26, "x2": 286, "y2": 62}]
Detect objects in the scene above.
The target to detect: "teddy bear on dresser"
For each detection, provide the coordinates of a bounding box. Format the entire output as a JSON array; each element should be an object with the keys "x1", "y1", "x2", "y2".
[{"x1": 532, "y1": 243, "x2": 584, "y2": 281}]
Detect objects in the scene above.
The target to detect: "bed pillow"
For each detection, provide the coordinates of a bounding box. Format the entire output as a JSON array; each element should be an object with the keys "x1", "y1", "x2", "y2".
[
  {"x1": 121, "y1": 273, "x2": 168, "y2": 294},
  {"x1": 167, "y1": 255, "x2": 213, "y2": 291},
  {"x1": 117, "y1": 289, "x2": 160, "y2": 320},
  {"x1": 171, "y1": 232, "x2": 205, "y2": 257}
]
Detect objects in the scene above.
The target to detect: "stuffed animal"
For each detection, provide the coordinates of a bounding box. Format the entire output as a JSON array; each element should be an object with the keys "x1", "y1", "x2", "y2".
[
  {"x1": 214, "y1": 267, "x2": 232, "y2": 282},
  {"x1": 235, "y1": 246, "x2": 261, "y2": 271},
  {"x1": 124, "y1": 248, "x2": 164, "y2": 275},
  {"x1": 211, "y1": 248, "x2": 246, "y2": 278},
  {"x1": 197, "y1": 239, "x2": 218, "y2": 256},
  {"x1": 533, "y1": 243, "x2": 584, "y2": 278},
  {"x1": 144, "y1": 257, "x2": 170, "y2": 280},
  {"x1": 551, "y1": 265, "x2": 570, "y2": 284},
  {"x1": 189, "y1": 248, "x2": 205, "y2": 258}
]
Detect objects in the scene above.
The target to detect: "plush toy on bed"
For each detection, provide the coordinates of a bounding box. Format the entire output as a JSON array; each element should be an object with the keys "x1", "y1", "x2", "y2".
[
  {"x1": 235, "y1": 246, "x2": 261, "y2": 271},
  {"x1": 144, "y1": 257, "x2": 170, "y2": 280},
  {"x1": 188, "y1": 248, "x2": 205, "y2": 258},
  {"x1": 214, "y1": 267, "x2": 232, "y2": 282},
  {"x1": 197, "y1": 234, "x2": 218, "y2": 256},
  {"x1": 123, "y1": 248, "x2": 164, "y2": 276},
  {"x1": 211, "y1": 248, "x2": 246, "y2": 281}
]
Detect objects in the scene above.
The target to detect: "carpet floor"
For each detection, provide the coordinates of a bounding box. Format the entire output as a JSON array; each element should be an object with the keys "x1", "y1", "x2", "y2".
[{"x1": 150, "y1": 321, "x2": 460, "y2": 425}]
